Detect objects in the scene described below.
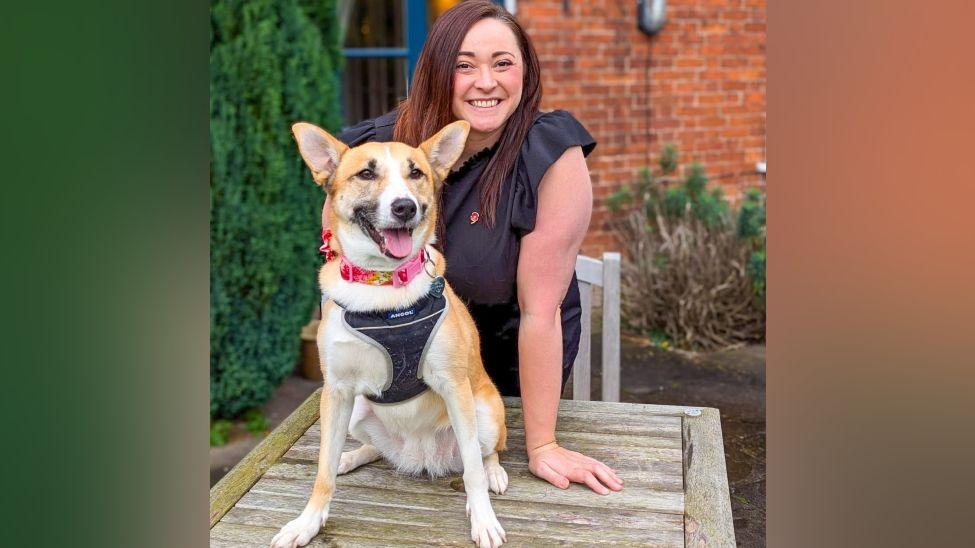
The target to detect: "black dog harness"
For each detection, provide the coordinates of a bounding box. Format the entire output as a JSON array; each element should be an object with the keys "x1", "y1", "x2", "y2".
[{"x1": 337, "y1": 278, "x2": 448, "y2": 405}]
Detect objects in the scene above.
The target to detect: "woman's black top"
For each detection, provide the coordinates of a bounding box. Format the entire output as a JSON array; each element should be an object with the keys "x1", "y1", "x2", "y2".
[{"x1": 338, "y1": 110, "x2": 597, "y2": 397}]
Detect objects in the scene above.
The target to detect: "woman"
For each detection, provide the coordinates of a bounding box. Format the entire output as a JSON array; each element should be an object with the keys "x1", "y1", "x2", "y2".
[{"x1": 327, "y1": 0, "x2": 622, "y2": 496}]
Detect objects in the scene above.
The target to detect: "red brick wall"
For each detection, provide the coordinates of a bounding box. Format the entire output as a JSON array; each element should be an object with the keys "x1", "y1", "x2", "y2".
[{"x1": 516, "y1": 0, "x2": 766, "y2": 256}]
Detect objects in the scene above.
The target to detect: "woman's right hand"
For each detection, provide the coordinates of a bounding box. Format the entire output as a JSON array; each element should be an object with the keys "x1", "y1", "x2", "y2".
[{"x1": 527, "y1": 442, "x2": 623, "y2": 495}]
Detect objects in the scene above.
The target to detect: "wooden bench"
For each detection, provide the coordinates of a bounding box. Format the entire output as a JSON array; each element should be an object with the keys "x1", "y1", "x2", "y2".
[{"x1": 210, "y1": 390, "x2": 735, "y2": 546}]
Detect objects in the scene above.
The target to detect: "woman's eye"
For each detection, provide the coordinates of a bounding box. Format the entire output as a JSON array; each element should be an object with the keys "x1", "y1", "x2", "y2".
[
  {"x1": 496, "y1": 60, "x2": 513, "y2": 68},
  {"x1": 456, "y1": 62, "x2": 473, "y2": 70},
  {"x1": 409, "y1": 168, "x2": 424, "y2": 179},
  {"x1": 357, "y1": 169, "x2": 375, "y2": 180}
]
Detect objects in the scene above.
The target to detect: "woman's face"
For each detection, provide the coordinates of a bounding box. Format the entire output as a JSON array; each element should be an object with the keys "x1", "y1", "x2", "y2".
[{"x1": 451, "y1": 18, "x2": 523, "y2": 143}]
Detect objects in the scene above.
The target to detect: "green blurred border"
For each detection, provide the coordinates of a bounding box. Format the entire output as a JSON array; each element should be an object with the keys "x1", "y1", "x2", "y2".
[{"x1": 2, "y1": 1, "x2": 208, "y2": 546}]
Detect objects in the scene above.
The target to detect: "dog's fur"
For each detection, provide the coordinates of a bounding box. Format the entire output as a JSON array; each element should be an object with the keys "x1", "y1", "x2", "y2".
[{"x1": 270, "y1": 121, "x2": 508, "y2": 548}]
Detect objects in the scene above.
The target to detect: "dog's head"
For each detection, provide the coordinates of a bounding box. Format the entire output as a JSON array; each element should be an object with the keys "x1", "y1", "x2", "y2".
[{"x1": 292, "y1": 120, "x2": 469, "y2": 269}]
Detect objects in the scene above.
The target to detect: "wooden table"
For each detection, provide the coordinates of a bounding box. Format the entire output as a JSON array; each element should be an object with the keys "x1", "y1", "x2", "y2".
[{"x1": 210, "y1": 390, "x2": 735, "y2": 547}]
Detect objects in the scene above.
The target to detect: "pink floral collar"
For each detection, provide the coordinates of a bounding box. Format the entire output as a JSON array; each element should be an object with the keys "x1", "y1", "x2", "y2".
[
  {"x1": 321, "y1": 228, "x2": 428, "y2": 287},
  {"x1": 338, "y1": 250, "x2": 427, "y2": 287}
]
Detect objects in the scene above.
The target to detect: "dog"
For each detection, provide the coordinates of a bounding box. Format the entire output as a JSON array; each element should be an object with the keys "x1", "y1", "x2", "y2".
[{"x1": 270, "y1": 120, "x2": 508, "y2": 548}]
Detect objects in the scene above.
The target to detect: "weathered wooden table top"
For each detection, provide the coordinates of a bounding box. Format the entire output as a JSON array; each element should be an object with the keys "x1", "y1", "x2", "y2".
[{"x1": 210, "y1": 391, "x2": 734, "y2": 547}]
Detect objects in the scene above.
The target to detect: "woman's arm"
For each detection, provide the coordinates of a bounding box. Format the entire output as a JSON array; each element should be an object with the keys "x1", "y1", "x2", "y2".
[{"x1": 516, "y1": 146, "x2": 623, "y2": 495}]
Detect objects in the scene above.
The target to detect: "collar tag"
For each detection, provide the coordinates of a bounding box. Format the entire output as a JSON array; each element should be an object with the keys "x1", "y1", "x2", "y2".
[{"x1": 429, "y1": 277, "x2": 445, "y2": 299}]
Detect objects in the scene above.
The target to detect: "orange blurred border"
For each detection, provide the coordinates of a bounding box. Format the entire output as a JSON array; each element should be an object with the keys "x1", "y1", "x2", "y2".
[{"x1": 769, "y1": 1, "x2": 975, "y2": 545}]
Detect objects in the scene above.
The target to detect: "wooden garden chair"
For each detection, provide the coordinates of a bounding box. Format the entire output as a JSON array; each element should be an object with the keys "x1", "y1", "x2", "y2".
[{"x1": 573, "y1": 252, "x2": 622, "y2": 402}]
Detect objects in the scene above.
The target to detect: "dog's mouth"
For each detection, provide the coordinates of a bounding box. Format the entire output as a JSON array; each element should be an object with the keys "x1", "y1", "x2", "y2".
[{"x1": 355, "y1": 210, "x2": 414, "y2": 259}]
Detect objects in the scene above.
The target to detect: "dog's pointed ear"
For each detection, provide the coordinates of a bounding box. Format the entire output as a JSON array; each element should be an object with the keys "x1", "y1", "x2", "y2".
[
  {"x1": 291, "y1": 122, "x2": 348, "y2": 187},
  {"x1": 419, "y1": 121, "x2": 470, "y2": 182}
]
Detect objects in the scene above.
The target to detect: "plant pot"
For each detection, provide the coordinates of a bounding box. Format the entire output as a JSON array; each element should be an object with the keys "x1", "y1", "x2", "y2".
[{"x1": 299, "y1": 320, "x2": 322, "y2": 381}]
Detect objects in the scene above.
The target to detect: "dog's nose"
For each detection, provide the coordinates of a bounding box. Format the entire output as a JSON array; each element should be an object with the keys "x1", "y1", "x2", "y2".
[{"x1": 391, "y1": 198, "x2": 417, "y2": 222}]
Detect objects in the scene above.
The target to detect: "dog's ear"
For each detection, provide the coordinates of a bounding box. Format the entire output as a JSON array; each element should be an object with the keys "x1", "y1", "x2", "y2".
[
  {"x1": 419, "y1": 121, "x2": 470, "y2": 182},
  {"x1": 291, "y1": 122, "x2": 348, "y2": 188}
]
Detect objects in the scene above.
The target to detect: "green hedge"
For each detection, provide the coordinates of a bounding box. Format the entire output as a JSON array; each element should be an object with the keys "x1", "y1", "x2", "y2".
[{"x1": 210, "y1": 0, "x2": 341, "y2": 419}]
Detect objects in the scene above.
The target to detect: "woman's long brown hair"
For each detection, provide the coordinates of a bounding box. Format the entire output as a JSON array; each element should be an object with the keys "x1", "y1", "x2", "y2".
[{"x1": 393, "y1": 0, "x2": 542, "y2": 236}]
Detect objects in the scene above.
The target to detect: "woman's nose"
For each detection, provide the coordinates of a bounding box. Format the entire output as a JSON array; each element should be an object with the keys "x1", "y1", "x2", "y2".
[{"x1": 475, "y1": 67, "x2": 496, "y2": 90}]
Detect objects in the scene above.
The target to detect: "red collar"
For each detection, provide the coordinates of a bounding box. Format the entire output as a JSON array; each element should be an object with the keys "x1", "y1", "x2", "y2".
[
  {"x1": 322, "y1": 227, "x2": 427, "y2": 287},
  {"x1": 339, "y1": 250, "x2": 427, "y2": 287}
]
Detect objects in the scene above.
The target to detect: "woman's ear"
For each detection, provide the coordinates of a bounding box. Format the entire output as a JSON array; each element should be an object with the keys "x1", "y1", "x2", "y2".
[
  {"x1": 291, "y1": 122, "x2": 349, "y2": 188},
  {"x1": 419, "y1": 121, "x2": 470, "y2": 181}
]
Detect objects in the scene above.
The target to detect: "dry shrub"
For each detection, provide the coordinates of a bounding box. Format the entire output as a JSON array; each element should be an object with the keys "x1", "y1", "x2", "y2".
[
  {"x1": 615, "y1": 208, "x2": 764, "y2": 350},
  {"x1": 608, "y1": 149, "x2": 765, "y2": 350}
]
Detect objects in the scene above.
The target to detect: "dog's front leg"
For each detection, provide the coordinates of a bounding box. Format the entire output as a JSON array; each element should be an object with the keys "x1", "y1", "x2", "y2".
[
  {"x1": 440, "y1": 380, "x2": 506, "y2": 548},
  {"x1": 270, "y1": 386, "x2": 354, "y2": 548}
]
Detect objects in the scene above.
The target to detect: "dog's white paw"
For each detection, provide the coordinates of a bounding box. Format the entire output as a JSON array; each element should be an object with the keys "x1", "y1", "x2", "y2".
[
  {"x1": 336, "y1": 445, "x2": 380, "y2": 475},
  {"x1": 337, "y1": 451, "x2": 356, "y2": 475},
  {"x1": 485, "y1": 461, "x2": 508, "y2": 495},
  {"x1": 468, "y1": 493, "x2": 505, "y2": 548},
  {"x1": 270, "y1": 509, "x2": 325, "y2": 548},
  {"x1": 469, "y1": 507, "x2": 506, "y2": 548}
]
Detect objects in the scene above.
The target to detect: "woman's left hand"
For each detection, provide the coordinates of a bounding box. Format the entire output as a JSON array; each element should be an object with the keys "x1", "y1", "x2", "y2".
[{"x1": 527, "y1": 442, "x2": 623, "y2": 495}]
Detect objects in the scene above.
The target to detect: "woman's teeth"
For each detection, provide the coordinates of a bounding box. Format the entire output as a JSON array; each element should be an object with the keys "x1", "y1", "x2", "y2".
[{"x1": 469, "y1": 99, "x2": 500, "y2": 108}]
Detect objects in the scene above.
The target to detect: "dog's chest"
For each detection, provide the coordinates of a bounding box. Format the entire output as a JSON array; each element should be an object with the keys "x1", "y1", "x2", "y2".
[
  {"x1": 321, "y1": 304, "x2": 452, "y2": 396},
  {"x1": 321, "y1": 307, "x2": 388, "y2": 393}
]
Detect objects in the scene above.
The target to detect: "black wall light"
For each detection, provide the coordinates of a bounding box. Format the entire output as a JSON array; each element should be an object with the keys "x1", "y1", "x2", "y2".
[{"x1": 637, "y1": 0, "x2": 667, "y2": 36}]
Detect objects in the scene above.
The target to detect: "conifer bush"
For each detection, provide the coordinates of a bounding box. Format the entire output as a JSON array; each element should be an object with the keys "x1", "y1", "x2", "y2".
[
  {"x1": 737, "y1": 188, "x2": 767, "y2": 311},
  {"x1": 608, "y1": 145, "x2": 766, "y2": 350},
  {"x1": 210, "y1": 0, "x2": 341, "y2": 419}
]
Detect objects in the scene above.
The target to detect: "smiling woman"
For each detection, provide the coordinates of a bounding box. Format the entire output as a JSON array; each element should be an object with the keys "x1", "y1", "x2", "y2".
[
  {"x1": 451, "y1": 19, "x2": 524, "y2": 152},
  {"x1": 391, "y1": 2, "x2": 540, "y2": 225},
  {"x1": 323, "y1": 0, "x2": 622, "y2": 499}
]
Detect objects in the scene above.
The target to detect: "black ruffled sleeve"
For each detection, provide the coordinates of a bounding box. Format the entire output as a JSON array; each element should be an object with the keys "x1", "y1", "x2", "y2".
[
  {"x1": 510, "y1": 110, "x2": 597, "y2": 234},
  {"x1": 337, "y1": 110, "x2": 398, "y2": 146},
  {"x1": 337, "y1": 118, "x2": 375, "y2": 147}
]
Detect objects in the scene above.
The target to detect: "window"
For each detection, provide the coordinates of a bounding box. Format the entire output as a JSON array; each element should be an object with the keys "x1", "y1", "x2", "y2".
[{"x1": 341, "y1": 0, "x2": 502, "y2": 127}]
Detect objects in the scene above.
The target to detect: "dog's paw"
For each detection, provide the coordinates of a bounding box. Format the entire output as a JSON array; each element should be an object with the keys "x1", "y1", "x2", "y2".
[
  {"x1": 270, "y1": 510, "x2": 325, "y2": 548},
  {"x1": 470, "y1": 508, "x2": 506, "y2": 548},
  {"x1": 485, "y1": 461, "x2": 508, "y2": 495},
  {"x1": 337, "y1": 445, "x2": 380, "y2": 475},
  {"x1": 337, "y1": 451, "x2": 356, "y2": 475}
]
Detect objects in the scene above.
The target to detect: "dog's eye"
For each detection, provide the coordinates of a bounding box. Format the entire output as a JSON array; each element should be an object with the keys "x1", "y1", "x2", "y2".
[
  {"x1": 408, "y1": 168, "x2": 424, "y2": 179},
  {"x1": 356, "y1": 169, "x2": 375, "y2": 180}
]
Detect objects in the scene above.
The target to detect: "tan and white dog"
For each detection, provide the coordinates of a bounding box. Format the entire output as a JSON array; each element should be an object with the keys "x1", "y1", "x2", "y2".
[{"x1": 270, "y1": 121, "x2": 508, "y2": 548}]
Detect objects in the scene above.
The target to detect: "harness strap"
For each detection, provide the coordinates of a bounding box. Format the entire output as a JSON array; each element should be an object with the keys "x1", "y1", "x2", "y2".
[{"x1": 336, "y1": 279, "x2": 449, "y2": 405}]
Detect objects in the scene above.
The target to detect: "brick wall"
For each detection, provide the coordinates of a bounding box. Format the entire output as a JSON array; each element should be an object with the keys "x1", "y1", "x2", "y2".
[{"x1": 516, "y1": 0, "x2": 766, "y2": 256}]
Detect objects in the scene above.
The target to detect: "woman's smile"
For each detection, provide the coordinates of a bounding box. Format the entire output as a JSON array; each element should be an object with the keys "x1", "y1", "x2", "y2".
[{"x1": 467, "y1": 98, "x2": 503, "y2": 109}]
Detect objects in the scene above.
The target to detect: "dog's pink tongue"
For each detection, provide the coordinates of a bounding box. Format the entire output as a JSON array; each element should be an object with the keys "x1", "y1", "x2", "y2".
[{"x1": 382, "y1": 229, "x2": 412, "y2": 258}]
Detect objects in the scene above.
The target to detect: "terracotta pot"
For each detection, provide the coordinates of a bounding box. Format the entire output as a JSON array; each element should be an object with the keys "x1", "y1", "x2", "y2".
[{"x1": 299, "y1": 320, "x2": 322, "y2": 381}]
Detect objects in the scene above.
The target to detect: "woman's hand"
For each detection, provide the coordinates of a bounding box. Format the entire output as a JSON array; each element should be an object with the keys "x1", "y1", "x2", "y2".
[{"x1": 527, "y1": 442, "x2": 623, "y2": 495}]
